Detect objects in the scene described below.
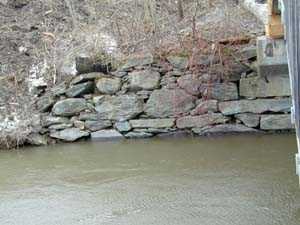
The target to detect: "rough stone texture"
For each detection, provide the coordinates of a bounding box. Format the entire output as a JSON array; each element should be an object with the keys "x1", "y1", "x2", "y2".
[
  {"x1": 42, "y1": 116, "x2": 70, "y2": 127},
  {"x1": 125, "y1": 131, "x2": 154, "y2": 138},
  {"x1": 96, "y1": 77, "x2": 121, "y2": 94},
  {"x1": 145, "y1": 89, "x2": 196, "y2": 118},
  {"x1": 73, "y1": 120, "x2": 85, "y2": 130},
  {"x1": 36, "y1": 95, "x2": 55, "y2": 112},
  {"x1": 193, "y1": 124, "x2": 258, "y2": 135},
  {"x1": 52, "y1": 98, "x2": 87, "y2": 116},
  {"x1": 239, "y1": 45, "x2": 257, "y2": 60},
  {"x1": 235, "y1": 113, "x2": 260, "y2": 128},
  {"x1": 219, "y1": 98, "x2": 291, "y2": 115},
  {"x1": 128, "y1": 70, "x2": 160, "y2": 91},
  {"x1": 257, "y1": 36, "x2": 288, "y2": 77},
  {"x1": 71, "y1": 72, "x2": 104, "y2": 85},
  {"x1": 260, "y1": 114, "x2": 293, "y2": 130},
  {"x1": 115, "y1": 121, "x2": 132, "y2": 132},
  {"x1": 177, "y1": 74, "x2": 202, "y2": 96},
  {"x1": 176, "y1": 113, "x2": 229, "y2": 129},
  {"x1": 120, "y1": 54, "x2": 154, "y2": 71},
  {"x1": 50, "y1": 128, "x2": 89, "y2": 142},
  {"x1": 167, "y1": 56, "x2": 188, "y2": 70},
  {"x1": 240, "y1": 74, "x2": 291, "y2": 98},
  {"x1": 66, "y1": 81, "x2": 94, "y2": 97},
  {"x1": 26, "y1": 133, "x2": 48, "y2": 146},
  {"x1": 91, "y1": 129, "x2": 124, "y2": 140},
  {"x1": 129, "y1": 119, "x2": 175, "y2": 128},
  {"x1": 79, "y1": 113, "x2": 100, "y2": 121},
  {"x1": 190, "y1": 100, "x2": 218, "y2": 115},
  {"x1": 95, "y1": 95, "x2": 144, "y2": 121},
  {"x1": 84, "y1": 120, "x2": 112, "y2": 131},
  {"x1": 203, "y1": 82, "x2": 238, "y2": 101},
  {"x1": 50, "y1": 82, "x2": 67, "y2": 96},
  {"x1": 48, "y1": 123, "x2": 73, "y2": 130}
]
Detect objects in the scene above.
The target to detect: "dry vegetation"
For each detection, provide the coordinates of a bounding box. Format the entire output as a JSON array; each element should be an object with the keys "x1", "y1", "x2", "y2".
[{"x1": 0, "y1": 0, "x2": 264, "y2": 149}]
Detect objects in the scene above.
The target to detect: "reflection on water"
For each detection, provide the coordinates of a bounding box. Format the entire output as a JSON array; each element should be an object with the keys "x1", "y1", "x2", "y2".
[{"x1": 0, "y1": 134, "x2": 300, "y2": 225}]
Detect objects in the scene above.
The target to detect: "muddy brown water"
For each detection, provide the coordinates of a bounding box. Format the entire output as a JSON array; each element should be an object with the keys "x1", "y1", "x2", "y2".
[{"x1": 0, "y1": 134, "x2": 300, "y2": 225}]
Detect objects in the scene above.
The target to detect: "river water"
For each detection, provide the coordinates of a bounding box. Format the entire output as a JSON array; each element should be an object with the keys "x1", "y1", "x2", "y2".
[{"x1": 0, "y1": 134, "x2": 300, "y2": 225}]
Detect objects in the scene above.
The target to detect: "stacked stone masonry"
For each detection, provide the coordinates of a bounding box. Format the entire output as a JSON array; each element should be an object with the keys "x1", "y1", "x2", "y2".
[{"x1": 34, "y1": 51, "x2": 294, "y2": 144}]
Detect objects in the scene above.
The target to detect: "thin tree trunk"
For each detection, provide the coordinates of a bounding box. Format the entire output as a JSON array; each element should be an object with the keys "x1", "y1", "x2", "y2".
[{"x1": 177, "y1": 0, "x2": 184, "y2": 21}]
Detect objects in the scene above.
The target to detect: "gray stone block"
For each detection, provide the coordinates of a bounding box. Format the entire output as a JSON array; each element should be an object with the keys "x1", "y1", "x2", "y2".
[{"x1": 257, "y1": 36, "x2": 288, "y2": 77}]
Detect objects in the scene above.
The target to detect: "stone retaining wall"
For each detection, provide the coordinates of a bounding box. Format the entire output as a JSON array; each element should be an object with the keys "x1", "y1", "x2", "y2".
[{"x1": 32, "y1": 51, "x2": 293, "y2": 145}]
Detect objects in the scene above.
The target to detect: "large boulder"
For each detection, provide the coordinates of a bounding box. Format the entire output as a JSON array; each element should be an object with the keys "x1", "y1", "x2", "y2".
[
  {"x1": 66, "y1": 81, "x2": 94, "y2": 97},
  {"x1": 219, "y1": 98, "x2": 291, "y2": 115},
  {"x1": 177, "y1": 74, "x2": 202, "y2": 96},
  {"x1": 96, "y1": 77, "x2": 121, "y2": 94},
  {"x1": 95, "y1": 95, "x2": 143, "y2": 121},
  {"x1": 128, "y1": 70, "x2": 160, "y2": 90},
  {"x1": 129, "y1": 119, "x2": 175, "y2": 129},
  {"x1": 202, "y1": 82, "x2": 238, "y2": 101},
  {"x1": 52, "y1": 98, "x2": 87, "y2": 116},
  {"x1": 240, "y1": 74, "x2": 291, "y2": 98},
  {"x1": 50, "y1": 128, "x2": 89, "y2": 142},
  {"x1": 176, "y1": 113, "x2": 229, "y2": 129},
  {"x1": 91, "y1": 129, "x2": 124, "y2": 140},
  {"x1": 145, "y1": 89, "x2": 196, "y2": 118},
  {"x1": 260, "y1": 114, "x2": 293, "y2": 130}
]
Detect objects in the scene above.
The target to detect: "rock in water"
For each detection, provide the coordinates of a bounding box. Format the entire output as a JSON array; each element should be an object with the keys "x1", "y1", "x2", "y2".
[
  {"x1": 128, "y1": 70, "x2": 160, "y2": 90},
  {"x1": 95, "y1": 95, "x2": 143, "y2": 121},
  {"x1": 91, "y1": 129, "x2": 124, "y2": 140},
  {"x1": 145, "y1": 89, "x2": 196, "y2": 118},
  {"x1": 50, "y1": 128, "x2": 89, "y2": 142},
  {"x1": 52, "y1": 98, "x2": 87, "y2": 116},
  {"x1": 96, "y1": 77, "x2": 121, "y2": 94}
]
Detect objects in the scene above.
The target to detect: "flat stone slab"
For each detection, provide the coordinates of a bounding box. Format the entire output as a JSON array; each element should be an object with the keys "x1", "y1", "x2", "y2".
[
  {"x1": 120, "y1": 54, "x2": 154, "y2": 71},
  {"x1": 193, "y1": 124, "x2": 258, "y2": 135},
  {"x1": 71, "y1": 72, "x2": 104, "y2": 85},
  {"x1": 176, "y1": 113, "x2": 229, "y2": 129},
  {"x1": 129, "y1": 119, "x2": 175, "y2": 129},
  {"x1": 125, "y1": 131, "x2": 154, "y2": 138},
  {"x1": 115, "y1": 121, "x2": 132, "y2": 132},
  {"x1": 50, "y1": 128, "x2": 89, "y2": 142},
  {"x1": 84, "y1": 120, "x2": 112, "y2": 132},
  {"x1": 52, "y1": 98, "x2": 87, "y2": 116},
  {"x1": 91, "y1": 129, "x2": 124, "y2": 140},
  {"x1": 219, "y1": 98, "x2": 291, "y2": 115},
  {"x1": 240, "y1": 74, "x2": 291, "y2": 98},
  {"x1": 260, "y1": 114, "x2": 293, "y2": 130},
  {"x1": 66, "y1": 81, "x2": 94, "y2": 97}
]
